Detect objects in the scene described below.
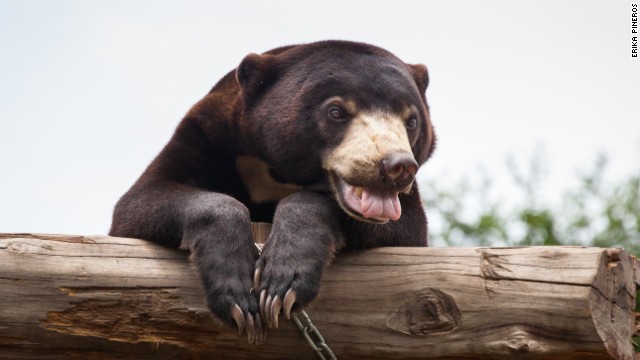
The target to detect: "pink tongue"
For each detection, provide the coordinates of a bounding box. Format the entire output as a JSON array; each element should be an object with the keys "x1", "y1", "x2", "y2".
[{"x1": 360, "y1": 188, "x2": 402, "y2": 221}]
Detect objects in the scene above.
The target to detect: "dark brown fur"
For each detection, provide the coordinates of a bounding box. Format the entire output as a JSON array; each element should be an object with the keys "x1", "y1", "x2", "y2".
[{"x1": 110, "y1": 40, "x2": 436, "y2": 342}]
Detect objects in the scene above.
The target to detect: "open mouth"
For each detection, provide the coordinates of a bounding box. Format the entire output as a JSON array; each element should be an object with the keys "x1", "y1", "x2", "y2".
[{"x1": 329, "y1": 173, "x2": 402, "y2": 224}]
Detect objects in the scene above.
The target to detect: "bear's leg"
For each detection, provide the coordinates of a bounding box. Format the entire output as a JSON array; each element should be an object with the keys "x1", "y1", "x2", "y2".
[
  {"x1": 111, "y1": 187, "x2": 265, "y2": 343},
  {"x1": 254, "y1": 191, "x2": 345, "y2": 328},
  {"x1": 178, "y1": 191, "x2": 266, "y2": 343}
]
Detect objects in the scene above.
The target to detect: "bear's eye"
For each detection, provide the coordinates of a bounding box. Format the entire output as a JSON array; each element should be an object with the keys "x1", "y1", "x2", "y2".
[
  {"x1": 406, "y1": 116, "x2": 418, "y2": 130},
  {"x1": 328, "y1": 106, "x2": 347, "y2": 122}
]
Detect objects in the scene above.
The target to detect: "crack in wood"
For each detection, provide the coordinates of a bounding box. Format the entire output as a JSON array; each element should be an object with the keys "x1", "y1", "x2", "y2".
[{"x1": 41, "y1": 286, "x2": 219, "y2": 350}]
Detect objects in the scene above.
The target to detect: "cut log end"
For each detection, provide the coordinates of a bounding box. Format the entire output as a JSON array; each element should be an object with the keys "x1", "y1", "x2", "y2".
[{"x1": 591, "y1": 249, "x2": 639, "y2": 360}]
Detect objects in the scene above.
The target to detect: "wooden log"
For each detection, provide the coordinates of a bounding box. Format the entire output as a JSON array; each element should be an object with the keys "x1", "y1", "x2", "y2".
[{"x1": 0, "y1": 229, "x2": 638, "y2": 360}]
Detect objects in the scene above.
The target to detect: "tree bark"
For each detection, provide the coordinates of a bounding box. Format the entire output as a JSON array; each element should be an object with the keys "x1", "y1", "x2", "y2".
[{"x1": 0, "y1": 229, "x2": 638, "y2": 359}]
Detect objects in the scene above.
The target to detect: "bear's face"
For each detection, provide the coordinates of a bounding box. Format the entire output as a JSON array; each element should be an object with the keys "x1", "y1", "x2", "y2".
[
  {"x1": 237, "y1": 42, "x2": 435, "y2": 223},
  {"x1": 320, "y1": 99, "x2": 422, "y2": 223}
]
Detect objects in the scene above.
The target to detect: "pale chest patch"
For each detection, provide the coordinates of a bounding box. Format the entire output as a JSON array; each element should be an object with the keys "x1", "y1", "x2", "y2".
[{"x1": 235, "y1": 155, "x2": 303, "y2": 203}]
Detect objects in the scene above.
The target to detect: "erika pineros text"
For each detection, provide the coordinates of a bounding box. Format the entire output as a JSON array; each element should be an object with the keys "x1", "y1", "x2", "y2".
[{"x1": 633, "y1": 4, "x2": 638, "y2": 57}]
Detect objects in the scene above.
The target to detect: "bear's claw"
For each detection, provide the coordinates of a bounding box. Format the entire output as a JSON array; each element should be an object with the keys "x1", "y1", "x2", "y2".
[
  {"x1": 253, "y1": 268, "x2": 261, "y2": 289},
  {"x1": 257, "y1": 288, "x2": 296, "y2": 328},
  {"x1": 259, "y1": 289, "x2": 266, "y2": 316},
  {"x1": 263, "y1": 293, "x2": 273, "y2": 327},
  {"x1": 271, "y1": 295, "x2": 282, "y2": 328},
  {"x1": 231, "y1": 301, "x2": 267, "y2": 344},
  {"x1": 231, "y1": 303, "x2": 265, "y2": 344},
  {"x1": 231, "y1": 304, "x2": 244, "y2": 336},
  {"x1": 284, "y1": 289, "x2": 296, "y2": 319},
  {"x1": 255, "y1": 313, "x2": 266, "y2": 344},
  {"x1": 246, "y1": 312, "x2": 255, "y2": 344}
]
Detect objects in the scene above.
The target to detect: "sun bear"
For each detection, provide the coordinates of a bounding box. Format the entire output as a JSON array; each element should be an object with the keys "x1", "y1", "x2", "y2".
[{"x1": 110, "y1": 40, "x2": 436, "y2": 344}]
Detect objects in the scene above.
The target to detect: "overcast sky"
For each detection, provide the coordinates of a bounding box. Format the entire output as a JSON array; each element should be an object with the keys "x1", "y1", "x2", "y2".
[{"x1": 1, "y1": 1, "x2": 639, "y2": 235}]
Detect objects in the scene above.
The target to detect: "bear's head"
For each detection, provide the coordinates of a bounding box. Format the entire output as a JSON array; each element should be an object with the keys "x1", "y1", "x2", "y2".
[{"x1": 237, "y1": 41, "x2": 436, "y2": 223}]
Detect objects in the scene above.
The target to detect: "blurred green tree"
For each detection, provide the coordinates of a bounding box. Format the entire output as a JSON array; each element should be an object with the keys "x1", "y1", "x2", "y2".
[{"x1": 423, "y1": 152, "x2": 640, "y2": 254}]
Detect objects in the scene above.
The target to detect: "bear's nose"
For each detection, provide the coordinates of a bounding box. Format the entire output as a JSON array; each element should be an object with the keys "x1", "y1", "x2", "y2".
[{"x1": 381, "y1": 153, "x2": 418, "y2": 188}]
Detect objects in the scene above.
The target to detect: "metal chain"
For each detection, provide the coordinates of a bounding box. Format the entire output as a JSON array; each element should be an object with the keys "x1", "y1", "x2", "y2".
[
  {"x1": 292, "y1": 309, "x2": 337, "y2": 360},
  {"x1": 255, "y1": 242, "x2": 264, "y2": 255},
  {"x1": 254, "y1": 242, "x2": 336, "y2": 359}
]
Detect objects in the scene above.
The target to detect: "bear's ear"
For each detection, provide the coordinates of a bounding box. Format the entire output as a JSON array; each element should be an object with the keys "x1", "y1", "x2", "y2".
[
  {"x1": 236, "y1": 53, "x2": 278, "y2": 93},
  {"x1": 408, "y1": 63, "x2": 429, "y2": 95}
]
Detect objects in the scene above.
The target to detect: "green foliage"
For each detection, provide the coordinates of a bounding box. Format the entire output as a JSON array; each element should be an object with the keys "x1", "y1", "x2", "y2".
[
  {"x1": 519, "y1": 209, "x2": 560, "y2": 246},
  {"x1": 422, "y1": 152, "x2": 640, "y2": 254}
]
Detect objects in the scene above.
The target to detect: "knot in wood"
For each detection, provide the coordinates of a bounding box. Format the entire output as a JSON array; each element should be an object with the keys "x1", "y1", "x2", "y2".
[{"x1": 386, "y1": 288, "x2": 461, "y2": 336}]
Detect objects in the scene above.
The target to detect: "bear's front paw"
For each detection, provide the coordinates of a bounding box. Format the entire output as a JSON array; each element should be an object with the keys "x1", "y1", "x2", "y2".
[
  {"x1": 253, "y1": 235, "x2": 324, "y2": 329},
  {"x1": 193, "y1": 239, "x2": 265, "y2": 344},
  {"x1": 205, "y1": 282, "x2": 265, "y2": 345}
]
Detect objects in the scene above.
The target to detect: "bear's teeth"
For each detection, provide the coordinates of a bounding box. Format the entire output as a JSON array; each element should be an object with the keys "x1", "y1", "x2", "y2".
[{"x1": 354, "y1": 186, "x2": 363, "y2": 199}]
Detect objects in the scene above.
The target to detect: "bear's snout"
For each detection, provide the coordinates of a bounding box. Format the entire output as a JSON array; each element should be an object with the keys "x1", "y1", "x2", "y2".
[
  {"x1": 323, "y1": 109, "x2": 417, "y2": 192},
  {"x1": 381, "y1": 152, "x2": 418, "y2": 189}
]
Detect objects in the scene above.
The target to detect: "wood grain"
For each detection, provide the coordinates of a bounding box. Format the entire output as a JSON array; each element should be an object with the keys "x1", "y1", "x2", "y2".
[{"x1": 0, "y1": 230, "x2": 638, "y2": 359}]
